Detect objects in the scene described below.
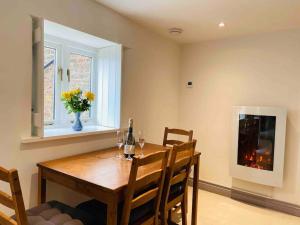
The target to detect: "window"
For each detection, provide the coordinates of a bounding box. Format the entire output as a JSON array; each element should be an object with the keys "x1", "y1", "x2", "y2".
[
  {"x1": 31, "y1": 18, "x2": 122, "y2": 138},
  {"x1": 43, "y1": 36, "x2": 98, "y2": 128},
  {"x1": 44, "y1": 46, "x2": 56, "y2": 124},
  {"x1": 68, "y1": 52, "x2": 94, "y2": 122}
]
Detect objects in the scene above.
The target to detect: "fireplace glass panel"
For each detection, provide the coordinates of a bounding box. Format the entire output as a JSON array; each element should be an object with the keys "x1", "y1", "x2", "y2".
[{"x1": 237, "y1": 114, "x2": 276, "y2": 171}]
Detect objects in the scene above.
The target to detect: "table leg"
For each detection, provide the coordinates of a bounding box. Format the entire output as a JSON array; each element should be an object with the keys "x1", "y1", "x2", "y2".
[
  {"x1": 107, "y1": 197, "x2": 118, "y2": 225},
  {"x1": 38, "y1": 167, "x2": 46, "y2": 204},
  {"x1": 191, "y1": 156, "x2": 199, "y2": 225}
]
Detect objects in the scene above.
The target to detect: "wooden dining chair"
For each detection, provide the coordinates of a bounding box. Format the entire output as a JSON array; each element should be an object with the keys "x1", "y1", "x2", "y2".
[
  {"x1": 0, "y1": 167, "x2": 28, "y2": 225},
  {"x1": 0, "y1": 166, "x2": 97, "y2": 225},
  {"x1": 160, "y1": 140, "x2": 196, "y2": 225},
  {"x1": 120, "y1": 150, "x2": 170, "y2": 225},
  {"x1": 76, "y1": 150, "x2": 170, "y2": 225},
  {"x1": 163, "y1": 127, "x2": 193, "y2": 147},
  {"x1": 163, "y1": 127, "x2": 194, "y2": 216}
]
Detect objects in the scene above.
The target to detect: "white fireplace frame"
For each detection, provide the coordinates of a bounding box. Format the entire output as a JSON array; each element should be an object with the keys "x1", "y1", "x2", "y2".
[{"x1": 230, "y1": 106, "x2": 287, "y2": 187}]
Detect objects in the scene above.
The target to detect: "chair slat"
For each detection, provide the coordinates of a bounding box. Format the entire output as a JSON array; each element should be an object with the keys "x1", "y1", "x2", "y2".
[
  {"x1": 174, "y1": 157, "x2": 192, "y2": 172},
  {"x1": 0, "y1": 190, "x2": 14, "y2": 209},
  {"x1": 135, "y1": 170, "x2": 162, "y2": 193},
  {"x1": 165, "y1": 140, "x2": 184, "y2": 146},
  {"x1": 166, "y1": 128, "x2": 192, "y2": 136},
  {"x1": 131, "y1": 187, "x2": 159, "y2": 209},
  {"x1": 163, "y1": 127, "x2": 193, "y2": 147},
  {"x1": 170, "y1": 172, "x2": 187, "y2": 186},
  {"x1": 0, "y1": 167, "x2": 9, "y2": 182},
  {"x1": 174, "y1": 142, "x2": 195, "y2": 153},
  {"x1": 167, "y1": 195, "x2": 184, "y2": 209},
  {"x1": 137, "y1": 151, "x2": 166, "y2": 166},
  {"x1": 131, "y1": 216, "x2": 154, "y2": 225},
  {"x1": 0, "y1": 212, "x2": 17, "y2": 225}
]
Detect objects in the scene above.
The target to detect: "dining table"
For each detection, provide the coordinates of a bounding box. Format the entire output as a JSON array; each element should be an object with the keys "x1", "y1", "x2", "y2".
[{"x1": 37, "y1": 143, "x2": 201, "y2": 225}]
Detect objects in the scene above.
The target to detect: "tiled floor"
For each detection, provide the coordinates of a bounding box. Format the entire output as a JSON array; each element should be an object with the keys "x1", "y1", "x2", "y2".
[{"x1": 183, "y1": 188, "x2": 300, "y2": 225}]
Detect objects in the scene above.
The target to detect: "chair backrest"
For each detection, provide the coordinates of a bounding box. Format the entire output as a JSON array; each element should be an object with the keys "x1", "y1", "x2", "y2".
[
  {"x1": 161, "y1": 140, "x2": 196, "y2": 209},
  {"x1": 163, "y1": 127, "x2": 193, "y2": 147},
  {"x1": 0, "y1": 167, "x2": 28, "y2": 225},
  {"x1": 120, "y1": 150, "x2": 170, "y2": 225}
]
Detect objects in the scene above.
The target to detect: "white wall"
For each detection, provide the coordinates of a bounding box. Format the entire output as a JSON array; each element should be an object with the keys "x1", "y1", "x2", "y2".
[
  {"x1": 0, "y1": 0, "x2": 180, "y2": 212},
  {"x1": 179, "y1": 29, "x2": 300, "y2": 205},
  {"x1": 2, "y1": 0, "x2": 299, "y2": 214}
]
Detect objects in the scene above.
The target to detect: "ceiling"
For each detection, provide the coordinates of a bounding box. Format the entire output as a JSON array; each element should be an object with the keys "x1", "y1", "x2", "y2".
[{"x1": 95, "y1": 0, "x2": 300, "y2": 43}]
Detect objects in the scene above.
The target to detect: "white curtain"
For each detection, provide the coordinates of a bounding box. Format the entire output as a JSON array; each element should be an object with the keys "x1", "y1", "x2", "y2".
[{"x1": 97, "y1": 45, "x2": 122, "y2": 128}]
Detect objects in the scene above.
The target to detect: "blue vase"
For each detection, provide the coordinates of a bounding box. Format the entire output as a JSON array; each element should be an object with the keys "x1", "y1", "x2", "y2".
[{"x1": 72, "y1": 112, "x2": 83, "y2": 131}]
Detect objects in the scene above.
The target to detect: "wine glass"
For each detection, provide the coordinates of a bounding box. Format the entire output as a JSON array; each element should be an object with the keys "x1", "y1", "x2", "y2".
[
  {"x1": 138, "y1": 130, "x2": 145, "y2": 157},
  {"x1": 126, "y1": 145, "x2": 134, "y2": 161},
  {"x1": 116, "y1": 130, "x2": 124, "y2": 159}
]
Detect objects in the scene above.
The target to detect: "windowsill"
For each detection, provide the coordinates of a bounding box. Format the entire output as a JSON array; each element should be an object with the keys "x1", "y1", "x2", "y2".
[{"x1": 21, "y1": 125, "x2": 117, "y2": 144}]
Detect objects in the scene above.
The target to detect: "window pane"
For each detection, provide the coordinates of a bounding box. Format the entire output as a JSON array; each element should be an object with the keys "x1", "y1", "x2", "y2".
[
  {"x1": 68, "y1": 53, "x2": 92, "y2": 121},
  {"x1": 44, "y1": 47, "x2": 56, "y2": 123}
]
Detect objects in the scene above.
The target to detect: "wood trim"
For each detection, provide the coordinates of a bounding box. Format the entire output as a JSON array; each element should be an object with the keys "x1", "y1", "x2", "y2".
[
  {"x1": 188, "y1": 178, "x2": 300, "y2": 217},
  {"x1": 188, "y1": 179, "x2": 231, "y2": 197},
  {"x1": 231, "y1": 189, "x2": 300, "y2": 217}
]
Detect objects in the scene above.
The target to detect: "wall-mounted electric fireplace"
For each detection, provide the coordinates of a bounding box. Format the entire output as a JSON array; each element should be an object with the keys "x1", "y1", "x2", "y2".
[
  {"x1": 238, "y1": 114, "x2": 276, "y2": 171},
  {"x1": 230, "y1": 106, "x2": 287, "y2": 187}
]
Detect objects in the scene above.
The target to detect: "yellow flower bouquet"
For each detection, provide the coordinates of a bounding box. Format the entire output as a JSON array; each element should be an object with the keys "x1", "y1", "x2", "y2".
[
  {"x1": 61, "y1": 88, "x2": 95, "y2": 131},
  {"x1": 61, "y1": 88, "x2": 95, "y2": 113}
]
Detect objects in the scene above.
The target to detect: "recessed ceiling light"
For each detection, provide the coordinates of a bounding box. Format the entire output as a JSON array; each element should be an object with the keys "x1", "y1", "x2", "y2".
[
  {"x1": 169, "y1": 28, "x2": 183, "y2": 36},
  {"x1": 218, "y1": 22, "x2": 225, "y2": 28}
]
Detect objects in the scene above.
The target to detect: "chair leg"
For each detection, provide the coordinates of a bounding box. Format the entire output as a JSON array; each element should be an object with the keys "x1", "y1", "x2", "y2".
[
  {"x1": 184, "y1": 189, "x2": 188, "y2": 213},
  {"x1": 154, "y1": 215, "x2": 159, "y2": 225},
  {"x1": 181, "y1": 200, "x2": 187, "y2": 225},
  {"x1": 168, "y1": 210, "x2": 173, "y2": 224},
  {"x1": 167, "y1": 210, "x2": 178, "y2": 225},
  {"x1": 161, "y1": 209, "x2": 168, "y2": 225}
]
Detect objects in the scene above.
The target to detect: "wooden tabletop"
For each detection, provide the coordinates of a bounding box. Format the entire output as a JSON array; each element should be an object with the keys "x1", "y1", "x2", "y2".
[{"x1": 37, "y1": 143, "x2": 174, "y2": 193}]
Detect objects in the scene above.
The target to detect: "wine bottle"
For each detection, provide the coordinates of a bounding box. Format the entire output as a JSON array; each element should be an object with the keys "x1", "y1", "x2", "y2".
[{"x1": 124, "y1": 118, "x2": 135, "y2": 159}]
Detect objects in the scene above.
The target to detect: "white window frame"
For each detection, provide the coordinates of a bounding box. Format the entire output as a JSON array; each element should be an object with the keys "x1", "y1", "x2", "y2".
[
  {"x1": 43, "y1": 42, "x2": 61, "y2": 126},
  {"x1": 44, "y1": 34, "x2": 98, "y2": 129}
]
